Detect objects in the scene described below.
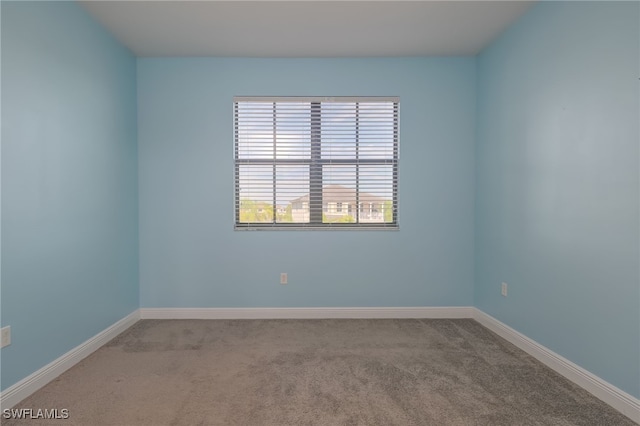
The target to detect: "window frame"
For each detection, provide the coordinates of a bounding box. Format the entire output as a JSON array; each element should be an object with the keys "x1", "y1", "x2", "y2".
[{"x1": 234, "y1": 96, "x2": 399, "y2": 230}]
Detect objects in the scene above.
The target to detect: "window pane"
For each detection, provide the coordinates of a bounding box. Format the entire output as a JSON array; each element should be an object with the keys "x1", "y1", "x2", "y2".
[
  {"x1": 237, "y1": 165, "x2": 273, "y2": 223},
  {"x1": 321, "y1": 103, "x2": 356, "y2": 160},
  {"x1": 276, "y1": 166, "x2": 309, "y2": 223},
  {"x1": 323, "y1": 165, "x2": 357, "y2": 223},
  {"x1": 360, "y1": 165, "x2": 394, "y2": 223},
  {"x1": 276, "y1": 102, "x2": 311, "y2": 159},
  {"x1": 237, "y1": 102, "x2": 274, "y2": 160},
  {"x1": 359, "y1": 102, "x2": 396, "y2": 160}
]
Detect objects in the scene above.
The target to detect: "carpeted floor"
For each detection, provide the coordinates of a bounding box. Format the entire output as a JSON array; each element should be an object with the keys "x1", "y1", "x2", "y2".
[{"x1": 4, "y1": 319, "x2": 636, "y2": 425}]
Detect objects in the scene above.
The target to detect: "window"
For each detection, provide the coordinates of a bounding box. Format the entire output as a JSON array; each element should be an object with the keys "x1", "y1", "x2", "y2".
[{"x1": 234, "y1": 96, "x2": 399, "y2": 229}]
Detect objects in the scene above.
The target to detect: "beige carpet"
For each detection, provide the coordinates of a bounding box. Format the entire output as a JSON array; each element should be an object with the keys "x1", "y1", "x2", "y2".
[{"x1": 4, "y1": 319, "x2": 636, "y2": 425}]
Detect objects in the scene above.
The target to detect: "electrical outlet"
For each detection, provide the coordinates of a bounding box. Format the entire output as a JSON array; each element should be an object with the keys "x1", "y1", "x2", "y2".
[
  {"x1": 280, "y1": 273, "x2": 288, "y2": 285},
  {"x1": 1, "y1": 326, "x2": 11, "y2": 348},
  {"x1": 501, "y1": 282, "x2": 508, "y2": 297}
]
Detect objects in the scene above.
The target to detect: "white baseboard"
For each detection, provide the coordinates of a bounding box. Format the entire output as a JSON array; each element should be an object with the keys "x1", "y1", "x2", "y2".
[
  {"x1": 139, "y1": 306, "x2": 475, "y2": 320},
  {"x1": 0, "y1": 310, "x2": 140, "y2": 409},
  {"x1": 472, "y1": 308, "x2": 640, "y2": 423}
]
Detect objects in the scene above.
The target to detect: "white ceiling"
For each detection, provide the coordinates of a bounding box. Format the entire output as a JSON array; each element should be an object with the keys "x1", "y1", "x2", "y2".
[{"x1": 80, "y1": 1, "x2": 535, "y2": 57}]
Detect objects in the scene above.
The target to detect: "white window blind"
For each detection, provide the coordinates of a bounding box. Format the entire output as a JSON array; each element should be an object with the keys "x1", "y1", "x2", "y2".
[{"x1": 234, "y1": 96, "x2": 399, "y2": 230}]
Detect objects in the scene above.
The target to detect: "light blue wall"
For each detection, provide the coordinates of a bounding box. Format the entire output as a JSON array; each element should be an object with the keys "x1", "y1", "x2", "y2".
[
  {"x1": 1, "y1": 1, "x2": 138, "y2": 390},
  {"x1": 476, "y1": 1, "x2": 639, "y2": 398},
  {"x1": 138, "y1": 58, "x2": 476, "y2": 308}
]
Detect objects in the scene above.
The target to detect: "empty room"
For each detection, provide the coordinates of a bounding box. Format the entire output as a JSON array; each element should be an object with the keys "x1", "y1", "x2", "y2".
[{"x1": 1, "y1": 0, "x2": 638, "y2": 424}]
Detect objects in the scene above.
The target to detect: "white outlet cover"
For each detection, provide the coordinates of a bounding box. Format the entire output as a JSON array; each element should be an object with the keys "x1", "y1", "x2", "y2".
[{"x1": 1, "y1": 326, "x2": 11, "y2": 348}]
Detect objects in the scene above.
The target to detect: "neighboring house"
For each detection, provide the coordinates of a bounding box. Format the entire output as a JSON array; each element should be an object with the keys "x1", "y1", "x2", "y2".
[{"x1": 290, "y1": 185, "x2": 389, "y2": 223}]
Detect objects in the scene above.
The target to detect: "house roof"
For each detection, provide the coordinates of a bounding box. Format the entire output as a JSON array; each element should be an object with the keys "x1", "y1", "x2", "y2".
[{"x1": 290, "y1": 185, "x2": 387, "y2": 205}]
